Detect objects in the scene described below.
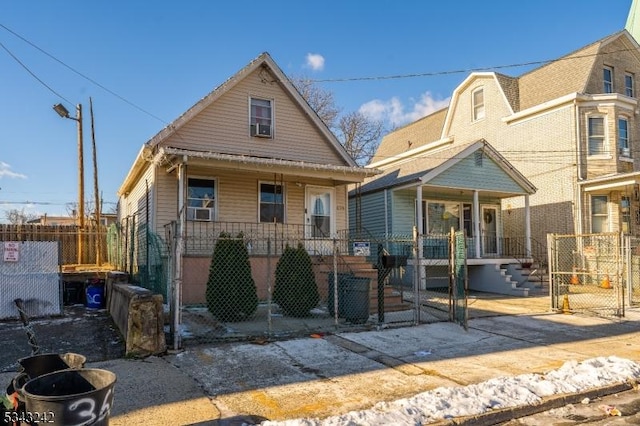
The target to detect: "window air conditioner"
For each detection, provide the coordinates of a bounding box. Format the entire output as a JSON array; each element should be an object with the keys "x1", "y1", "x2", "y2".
[
  {"x1": 190, "y1": 207, "x2": 212, "y2": 221},
  {"x1": 252, "y1": 123, "x2": 272, "y2": 137}
]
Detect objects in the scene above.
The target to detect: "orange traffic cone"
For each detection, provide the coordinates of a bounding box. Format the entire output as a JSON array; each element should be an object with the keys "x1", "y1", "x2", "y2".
[
  {"x1": 561, "y1": 293, "x2": 572, "y2": 314},
  {"x1": 570, "y1": 267, "x2": 579, "y2": 285},
  {"x1": 601, "y1": 274, "x2": 612, "y2": 289}
]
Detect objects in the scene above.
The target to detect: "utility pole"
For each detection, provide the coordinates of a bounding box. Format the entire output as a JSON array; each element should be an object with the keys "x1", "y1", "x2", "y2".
[
  {"x1": 90, "y1": 98, "x2": 101, "y2": 266},
  {"x1": 53, "y1": 102, "x2": 85, "y2": 264}
]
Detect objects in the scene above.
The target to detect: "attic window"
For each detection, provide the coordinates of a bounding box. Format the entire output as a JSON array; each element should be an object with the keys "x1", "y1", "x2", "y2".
[
  {"x1": 472, "y1": 87, "x2": 485, "y2": 121},
  {"x1": 603, "y1": 66, "x2": 613, "y2": 93},
  {"x1": 474, "y1": 151, "x2": 484, "y2": 167},
  {"x1": 250, "y1": 98, "x2": 273, "y2": 138}
]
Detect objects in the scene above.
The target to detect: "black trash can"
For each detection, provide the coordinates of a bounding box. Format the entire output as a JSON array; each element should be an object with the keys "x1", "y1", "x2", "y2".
[
  {"x1": 22, "y1": 368, "x2": 116, "y2": 426},
  {"x1": 327, "y1": 272, "x2": 354, "y2": 317},
  {"x1": 342, "y1": 276, "x2": 371, "y2": 324}
]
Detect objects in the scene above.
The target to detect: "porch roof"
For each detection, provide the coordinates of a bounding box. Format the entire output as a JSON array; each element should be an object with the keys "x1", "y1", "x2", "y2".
[
  {"x1": 354, "y1": 140, "x2": 536, "y2": 197},
  {"x1": 578, "y1": 170, "x2": 640, "y2": 192},
  {"x1": 158, "y1": 146, "x2": 381, "y2": 184}
]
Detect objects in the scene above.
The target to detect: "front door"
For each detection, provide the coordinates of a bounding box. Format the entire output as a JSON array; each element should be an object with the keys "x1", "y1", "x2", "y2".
[
  {"x1": 305, "y1": 187, "x2": 335, "y2": 254},
  {"x1": 481, "y1": 205, "x2": 499, "y2": 256}
]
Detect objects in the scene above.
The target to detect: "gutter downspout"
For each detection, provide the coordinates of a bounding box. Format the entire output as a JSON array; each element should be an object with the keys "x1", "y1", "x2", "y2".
[
  {"x1": 575, "y1": 99, "x2": 584, "y2": 235},
  {"x1": 416, "y1": 185, "x2": 424, "y2": 290},
  {"x1": 525, "y1": 194, "x2": 531, "y2": 257}
]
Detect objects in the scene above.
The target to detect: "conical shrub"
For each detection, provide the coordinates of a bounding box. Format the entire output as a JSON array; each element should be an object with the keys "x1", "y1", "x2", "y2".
[
  {"x1": 206, "y1": 232, "x2": 258, "y2": 322},
  {"x1": 273, "y1": 243, "x2": 319, "y2": 317}
]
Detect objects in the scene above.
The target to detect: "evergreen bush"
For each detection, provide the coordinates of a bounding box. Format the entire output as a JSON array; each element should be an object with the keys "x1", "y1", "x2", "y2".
[
  {"x1": 273, "y1": 243, "x2": 319, "y2": 317},
  {"x1": 205, "y1": 232, "x2": 258, "y2": 321}
]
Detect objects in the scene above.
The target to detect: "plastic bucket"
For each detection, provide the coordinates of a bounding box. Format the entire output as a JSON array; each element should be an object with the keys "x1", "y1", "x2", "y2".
[
  {"x1": 18, "y1": 352, "x2": 86, "y2": 379},
  {"x1": 22, "y1": 368, "x2": 116, "y2": 426},
  {"x1": 86, "y1": 284, "x2": 105, "y2": 309}
]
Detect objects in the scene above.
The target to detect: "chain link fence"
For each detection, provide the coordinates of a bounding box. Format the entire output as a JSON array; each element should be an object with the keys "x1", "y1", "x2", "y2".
[
  {"x1": 548, "y1": 233, "x2": 626, "y2": 317},
  {"x1": 166, "y1": 224, "x2": 430, "y2": 346},
  {"x1": 0, "y1": 241, "x2": 62, "y2": 320}
]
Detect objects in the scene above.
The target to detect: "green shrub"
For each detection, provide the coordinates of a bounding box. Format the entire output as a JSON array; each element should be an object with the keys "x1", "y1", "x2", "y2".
[
  {"x1": 273, "y1": 243, "x2": 319, "y2": 317},
  {"x1": 205, "y1": 232, "x2": 258, "y2": 321}
]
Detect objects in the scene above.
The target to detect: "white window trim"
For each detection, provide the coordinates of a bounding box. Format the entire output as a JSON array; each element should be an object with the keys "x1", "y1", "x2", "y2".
[
  {"x1": 258, "y1": 180, "x2": 286, "y2": 223},
  {"x1": 586, "y1": 114, "x2": 609, "y2": 158},
  {"x1": 625, "y1": 72, "x2": 634, "y2": 97},
  {"x1": 472, "y1": 87, "x2": 485, "y2": 122},
  {"x1": 603, "y1": 66, "x2": 614, "y2": 93},
  {"x1": 590, "y1": 195, "x2": 610, "y2": 233},
  {"x1": 618, "y1": 115, "x2": 631, "y2": 158},
  {"x1": 249, "y1": 96, "x2": 274, "y2": 138},
  {"x1": 186, "y1": 176, "x2": 217, "y2": 222}
]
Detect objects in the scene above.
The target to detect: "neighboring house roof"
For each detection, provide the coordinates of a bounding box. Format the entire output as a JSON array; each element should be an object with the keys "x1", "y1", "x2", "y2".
[
  {"x1": 372, "y1": 30, "x2": 640, "y2": 165},
  {"x1": 119, "y1": 52, "x2": 378, "y2": 196},
  {"x1": 355, "y1": 140, "x2": 536, "y2": 196},
  {"x1": 369, "y1": 108, "x2": 448, "y2": 165}
]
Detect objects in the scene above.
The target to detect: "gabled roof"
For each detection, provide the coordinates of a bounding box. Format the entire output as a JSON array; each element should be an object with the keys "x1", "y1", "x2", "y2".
[
  {"x1": 369, "y1": 108, "x2": 448, "y2": 165},
  {"x1": 145, "y1": 52, "x2": 355, "y2": 165},
  {"x1": 119, "y1": 52, "x2": 375, "y2": 196},
  {"x1": 355, "y1": 140, "x2": 536, "y2": 196}
]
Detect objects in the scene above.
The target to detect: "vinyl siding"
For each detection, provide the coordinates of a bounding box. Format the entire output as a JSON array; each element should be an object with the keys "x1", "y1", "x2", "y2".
[
  {"x1": 158, "y1": 67, "x2": 348, "y2": 166},
  {"x1": 349, "y1": 190, "x2": 388, "y2": 236},
  {"x1": 154, "y1": 165, "x2": 348, "y2": 230},
  {"x1": 430, "y1": 155, "x2": 526, "y2": 194},
  {"x1": 121, "y1": 165, "x2": 155, "y2": 229}
]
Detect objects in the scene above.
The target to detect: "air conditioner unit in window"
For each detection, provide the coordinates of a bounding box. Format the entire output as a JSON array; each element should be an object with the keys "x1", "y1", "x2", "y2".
[
  {"x1": 252, "y1": 123, "x2": 272, "y2": 137},
  {"x1": 190, "y1": 207, "x2": 212, "y2": 221},
  {"x1": 620, "y1": 147, "x2": 631, "y2": 157}
]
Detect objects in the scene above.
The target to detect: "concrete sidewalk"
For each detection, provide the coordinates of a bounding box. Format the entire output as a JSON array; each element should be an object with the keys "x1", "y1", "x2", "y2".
[
  {"x1": 57, "y1": 308, "x2": 640, "y2": 424},
  {"x1": 3, "y1": 305, "x2": 640, "y2": 425}
]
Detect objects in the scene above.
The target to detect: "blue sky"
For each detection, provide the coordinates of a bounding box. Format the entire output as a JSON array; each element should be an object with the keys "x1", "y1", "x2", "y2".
[{"x1": 0, "y1": 1, "x2": 633, "y2": 221}]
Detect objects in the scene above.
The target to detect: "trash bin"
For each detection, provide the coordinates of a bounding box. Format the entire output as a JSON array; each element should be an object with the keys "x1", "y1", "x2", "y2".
[
  {"x1": 327, "y1": 272, "x2": 354, "y2": 317},
  {"x1": 86, "y1": 279, "x2": 106, "y2": 309},
  {"x1": 342, "y1": 276, "x2": 371, "y2": 324},
  {"x1": 8, "y1": 353, "x2": 87, "y2": 422},
  {"x1": 22, "y1": 368, "x2": 116, "y2": 426}
]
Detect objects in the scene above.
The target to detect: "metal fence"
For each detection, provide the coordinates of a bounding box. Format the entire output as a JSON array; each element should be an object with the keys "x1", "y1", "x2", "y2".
[
  {"x1": 0, "y1": 224, "x2": 108, "y2": 266},
  {"x1": 165, "y1": 224, "x2": 455, "y2": 347},
  {"x1": 548, "y1": 233, "x2": 638, "y2": 317},
  {"x1": 0, "y1": 241, "x2": 62, "y2": 320},
  {"x1": 107, "y1": 217, "x2": 169, "y2": 300}
]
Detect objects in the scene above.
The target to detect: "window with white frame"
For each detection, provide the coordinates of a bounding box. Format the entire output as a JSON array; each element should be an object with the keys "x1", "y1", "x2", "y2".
[
  {"x1": 250, "y1": 98, "x2": 273, "y2": 137},
  {"x1": 618, "y1": 117, "x2": 630, "y2": 157},
  {"x1": 588, "y1": 116, "x2": 606, "y2": 155},
  {"x1": 621, "y1": 196, "x2": 631, "y2": 234},
  {"x1": 591, "y1": 195, "x2": 609, "y2": 233},
  {"x1": 603, "y1": 66, "x2": 613, "y2": 93},
  {"x1": 472, "y1": 87, "x2": 485, "y2": 121},
  {"x1": 625, "y1": 72, "x2": 634, "y2": 97},
  {"x1": 259, "y1": 182, "x2": 284, "y2": 223},
  {"x1": 187, "y1": 177, "x2": 215, "y2": 221}
]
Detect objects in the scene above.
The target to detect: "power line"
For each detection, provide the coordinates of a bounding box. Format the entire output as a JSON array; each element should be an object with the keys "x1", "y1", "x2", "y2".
[{"x1": 0, "y1": 23, "x2": 169, "y2": 124}]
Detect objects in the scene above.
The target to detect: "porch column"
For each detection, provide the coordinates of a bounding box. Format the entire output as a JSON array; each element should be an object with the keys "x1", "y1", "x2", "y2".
[
  {"x1": 416, "y1": 185, "x2": 425, "y2": 289},
  {"x1": 173, "y1": 158, "x2": 187, "y2": 350},
  {"x1": 473, "y1": 190, "x2": 481, "y2": 258},
  {"x1": 525, "y1": 194, "x2": 531, "y2": 257}
]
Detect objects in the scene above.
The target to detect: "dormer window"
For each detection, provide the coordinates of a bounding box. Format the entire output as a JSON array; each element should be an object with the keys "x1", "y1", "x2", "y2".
[
  {"x1": 472, "y1": 87, "x2": 485, "y2": 121},
  {"x1": 250, "y1": 97, "x2": 273, "y2": 138},
  {"x1": 603, "y1": 66, "x2": 613, "y2": 93}
]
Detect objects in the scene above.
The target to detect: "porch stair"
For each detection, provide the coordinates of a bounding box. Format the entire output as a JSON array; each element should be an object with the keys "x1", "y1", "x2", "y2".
[
  {"x1": 312, "y1": 255, "x2": 412, "y2": 315},
  {"x1": 501, "y1": 262, "x2": 550, "y2": 297},
  {"x1": 494, "y1": 264, "x2": 529, "y2": 297}
]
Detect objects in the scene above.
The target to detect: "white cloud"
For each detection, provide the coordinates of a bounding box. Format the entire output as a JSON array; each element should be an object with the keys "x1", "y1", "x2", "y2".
[
  {"x1": 0, "y1": 162, "x2": 27, "y2": 179},
  {"x1": 359, "y1": 91, "x2": 450, "y2": 127},
  {"x1": 305, "y1": 53, "x2": 325, "y2": 71}
]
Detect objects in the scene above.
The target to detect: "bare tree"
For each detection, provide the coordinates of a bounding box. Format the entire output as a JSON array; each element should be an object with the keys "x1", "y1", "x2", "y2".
[
  {"x1": 337, "y1": 111, "x2": 385, "y2": 166},
  {"x1": 5, "y1": 208, "x2": 38, "y2": 224},
  {"x1": 290, "y1": 76, "x2": 386, "y2": 166},
  {"x1": 291, "y1": 76, "x2": 340, "y2": 128}
]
